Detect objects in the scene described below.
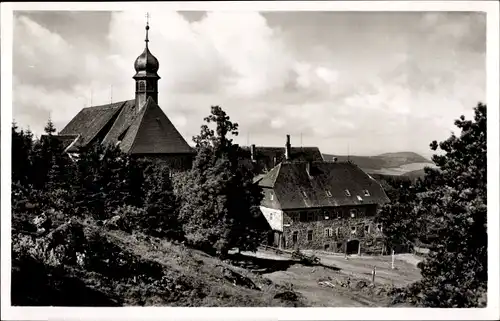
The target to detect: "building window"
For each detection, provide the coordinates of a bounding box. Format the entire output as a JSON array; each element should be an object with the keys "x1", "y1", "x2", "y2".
[
  {"x1": 307, "y1": 230, "x2": 313, "y2": 241},
  {"x1": 351, "y1": 226, "x2": 356, "y2": 234},
  {"x1": 364, "y1": 189, "x2": 371, "y2": 196},
  {"x1": 364, "y1": 225, "x2": 370, "y2": 234},
  {"x1": 325, "y1": 190, "x2": 332, "y2": 197},
  {"x1": 336, "y1": 210, "x2": 342, "y2": 219},
  {"x1": 350, "y1": 209, "x2": 357, "y2": 218},
  {"x1": 324, "y1": 244, "x2": 330, "y2": 251},
  {"x1": 377, "y1": 223, "x2": 383, "y2": 232},
  {"x1": 292, "y1": 231, "x2": 298, "y2": 243},
  {"x1": 307, "y1": 212, "x2": 314, "y2": 222},
  {"x1": 345, "y1": 189, "x2": 351, "y2": 197},
  {"x1": 299, "y1": 212, "x2": 307, "y2": 222},
  {"x1": 335, "y1": 227, "x2": 340, "y2": 237}
]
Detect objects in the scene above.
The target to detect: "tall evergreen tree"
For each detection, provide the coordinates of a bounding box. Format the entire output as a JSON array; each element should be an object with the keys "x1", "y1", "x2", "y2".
[{"x1": 174, "y1": 106, "x2": 265, "y2": 257}]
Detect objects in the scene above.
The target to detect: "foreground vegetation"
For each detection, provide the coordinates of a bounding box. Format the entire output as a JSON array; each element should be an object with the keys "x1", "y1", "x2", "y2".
[{"x1": 11, "y1": 103, "x2": 487, "y2": 307}]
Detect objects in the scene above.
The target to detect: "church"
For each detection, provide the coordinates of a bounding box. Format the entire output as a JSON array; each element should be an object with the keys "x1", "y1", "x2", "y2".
[{"x1": 52, "y1": 21, "x2": 195, "y2": 171}]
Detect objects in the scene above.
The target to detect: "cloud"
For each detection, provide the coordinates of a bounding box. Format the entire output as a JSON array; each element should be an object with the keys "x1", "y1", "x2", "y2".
[{"x1": 12, "y1": 11, "x2": 486, "y2": 157}]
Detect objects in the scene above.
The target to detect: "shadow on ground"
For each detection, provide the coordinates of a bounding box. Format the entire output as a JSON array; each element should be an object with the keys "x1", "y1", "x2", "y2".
[
  {"x1": 227, "y1": 253, "x2": 297, "y2": 274},
  {"x1": 227, "y1": 252, "x2": 341, "y2": 274}
]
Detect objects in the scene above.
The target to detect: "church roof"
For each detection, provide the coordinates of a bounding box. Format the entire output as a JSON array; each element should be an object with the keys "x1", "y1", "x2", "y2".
[
  {"x1": 58, "y1": 97, "x2": 194, "y2": 155},
  {"x1": 59, "y1": 101, "x2": 125, "y2": 151},
  {"x1": 119, "y1": 97, "x2": 194, "y2": 154}
]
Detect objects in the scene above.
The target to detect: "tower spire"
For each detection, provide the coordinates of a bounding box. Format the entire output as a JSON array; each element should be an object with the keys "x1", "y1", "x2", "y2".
[{"x1": 145, "y1": 12, "x2": 150, "y2": 48}]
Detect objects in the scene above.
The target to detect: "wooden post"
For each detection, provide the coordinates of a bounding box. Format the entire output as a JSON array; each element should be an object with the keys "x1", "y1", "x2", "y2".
[
  {"x1": 371, "y1": 266, "x2": 376, "y2": 284},
  {"x1": 344, "y1": 241, "x2": 348, "y2": 260},
  {"x1": 358, "y1": 241, "x2": 361, "y2": 256},
  {"x1": 391, "y1": 249, "x2": 395, "y2": 269}
]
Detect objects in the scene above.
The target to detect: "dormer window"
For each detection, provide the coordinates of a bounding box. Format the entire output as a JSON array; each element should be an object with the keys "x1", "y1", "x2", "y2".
[
  {"x1": 363, "y1": 190, "x2": 371, "y2": 196},
  {"x1": 301, "y1": 190, "x2": 308, "y2": 198},
  {"x1": 345, "y1": 189, "x2": 351, "y2": 197},
  {"x1": 357, "y1": 195, "x2": 363, "y2": 202},
  {"x1": 270, "y1": 193, "x2": 274, "y2": 201},
  {"x1": 325, "y1": 190, "x2": 332, "y2": 197}
]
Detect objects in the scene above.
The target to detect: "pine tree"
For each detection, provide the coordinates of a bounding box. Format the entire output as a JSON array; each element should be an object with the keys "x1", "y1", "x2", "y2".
[{"x1": 174, "y1": 106, "x2": 265, "y2": 257}]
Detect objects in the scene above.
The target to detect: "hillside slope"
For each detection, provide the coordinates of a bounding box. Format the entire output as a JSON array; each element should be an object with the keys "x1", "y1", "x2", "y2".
[{"x1": 11, "y1": 220, "x2": 306, "y2": 307}]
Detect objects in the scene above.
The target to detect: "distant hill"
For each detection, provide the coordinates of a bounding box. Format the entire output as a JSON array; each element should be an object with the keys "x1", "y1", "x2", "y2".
[{"x1": 322, "y1": 152, "x2": 435, "y2": 179}]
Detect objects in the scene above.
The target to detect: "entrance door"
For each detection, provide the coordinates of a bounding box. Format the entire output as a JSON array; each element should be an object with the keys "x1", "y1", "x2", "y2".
[{"x1": 346, "y1": 240, "x2": 360, "y2": 255}]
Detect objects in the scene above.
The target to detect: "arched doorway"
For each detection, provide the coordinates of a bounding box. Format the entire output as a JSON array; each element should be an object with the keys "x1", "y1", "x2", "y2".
[{"x1": 346, "y1": 240, "x2": 360, "y2": 255}]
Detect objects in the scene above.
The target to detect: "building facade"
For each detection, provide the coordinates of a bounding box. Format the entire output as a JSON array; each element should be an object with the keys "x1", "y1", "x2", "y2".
[
  {"x1": 49, "y1": 21, "x2": 195, "y2": 171},
  {"x1": 255, "y1": 142, "x2": 390, "y2": 255}
]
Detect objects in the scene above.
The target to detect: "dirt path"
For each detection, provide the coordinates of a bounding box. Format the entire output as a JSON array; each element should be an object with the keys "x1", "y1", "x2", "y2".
[{"x1": 241, "y1": 249, "x2": 422, "y2": 307}]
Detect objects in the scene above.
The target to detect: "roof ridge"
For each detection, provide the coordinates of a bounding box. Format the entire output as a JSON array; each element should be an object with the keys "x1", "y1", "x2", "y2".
[{"x1": 82, "y1": 99, "x2": 133, "y2": 111}]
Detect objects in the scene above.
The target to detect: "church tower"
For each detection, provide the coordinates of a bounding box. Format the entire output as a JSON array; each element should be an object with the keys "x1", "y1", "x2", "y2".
[{"x1": 133, "y1": 17, "x2": 160, "y2": 111}]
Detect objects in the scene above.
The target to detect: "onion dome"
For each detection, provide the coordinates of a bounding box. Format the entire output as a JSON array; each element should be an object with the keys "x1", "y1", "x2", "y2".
[{"x1": 133, "y1": 23, "x2": 160, "y2": 77}]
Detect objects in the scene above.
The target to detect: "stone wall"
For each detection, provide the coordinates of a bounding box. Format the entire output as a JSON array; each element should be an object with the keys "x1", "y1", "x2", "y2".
[{"x1": 280, "y1": 205, "x2": 385, "y2": 254}]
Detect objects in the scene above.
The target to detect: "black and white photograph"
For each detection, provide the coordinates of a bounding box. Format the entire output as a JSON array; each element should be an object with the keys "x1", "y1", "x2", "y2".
[{"x1": 1, "y1": 1, "x2": 499, "y2": 320}]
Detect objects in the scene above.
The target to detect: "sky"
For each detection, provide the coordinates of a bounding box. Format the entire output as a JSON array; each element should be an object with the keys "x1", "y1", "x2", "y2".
[{"x1": 12, "y1": 10, "x2": 486, "y2": 157}]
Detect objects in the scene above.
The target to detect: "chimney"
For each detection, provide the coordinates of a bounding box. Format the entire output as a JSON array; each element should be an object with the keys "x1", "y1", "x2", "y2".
[
  {"x1": 250, "y1": 144, "x2": 256, "y2": 162},
  {"x1": 285, "y1": 134, "x2": 291, "y2": 161}
]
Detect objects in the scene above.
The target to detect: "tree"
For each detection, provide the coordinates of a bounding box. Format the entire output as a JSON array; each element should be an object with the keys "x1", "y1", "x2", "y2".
[
  {"x1": 12, "y1": 122, "x2": 34, "y2": 186},
  {"x1": 174, "y1": 106, "x2": 265, "y2": 257},
  {"x1": 388, "y1": 103, "x2": 487, "y2": 307},
  {"x1": 142, "y1": 162, "x2": 182, "y2": 240}
]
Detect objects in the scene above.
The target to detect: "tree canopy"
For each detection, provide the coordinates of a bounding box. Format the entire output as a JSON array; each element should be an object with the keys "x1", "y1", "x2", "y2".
[{"x1": 381, "y1": 103, "x2": 487, "y2": 307}]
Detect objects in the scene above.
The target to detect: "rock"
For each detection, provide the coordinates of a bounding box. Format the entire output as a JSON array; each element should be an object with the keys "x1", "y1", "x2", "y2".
[
  {"x1": 104, "y1": 215, "x2": 121, "y2": 230},
  {"x1": 352, "y1": 280, "x2": 369, "y2": 290},
  {"x1": 318, "y1": 281, "x2": 336, "y2": 288}
]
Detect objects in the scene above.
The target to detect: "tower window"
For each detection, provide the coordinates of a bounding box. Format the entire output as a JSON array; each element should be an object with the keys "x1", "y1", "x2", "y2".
[
  {"x1": 138, "y1": 80, "x2": 146, "y2": 91},
  {"x1": 363, "y1": 190, "x2": 371, "y2": 196}
]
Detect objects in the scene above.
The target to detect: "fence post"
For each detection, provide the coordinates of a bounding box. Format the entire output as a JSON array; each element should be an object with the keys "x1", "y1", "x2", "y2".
[
  {"x1": 391, "y1": 249, "x2": 395, "y2": 269},
  {"x1": 371, "y1": 266, "x2": 376, "y2": 284}
]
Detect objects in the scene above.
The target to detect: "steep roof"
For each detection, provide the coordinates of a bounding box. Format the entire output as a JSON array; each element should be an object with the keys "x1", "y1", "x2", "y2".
[
  {"x1": 239, "y1": 146, "x2": 323, "y2": 173},
  {"x1": 101, "y1": 100, "x2": 136, "y2": 147},
  {"x1": 119, "y1": 97, "x2": 195, "y2": 154},
  {"x1": 59, "y1": 100, "x2": 126, "y2": 149},
  {"x1": 259, "y1": 161, "x2": 390, "y2": 210}
]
